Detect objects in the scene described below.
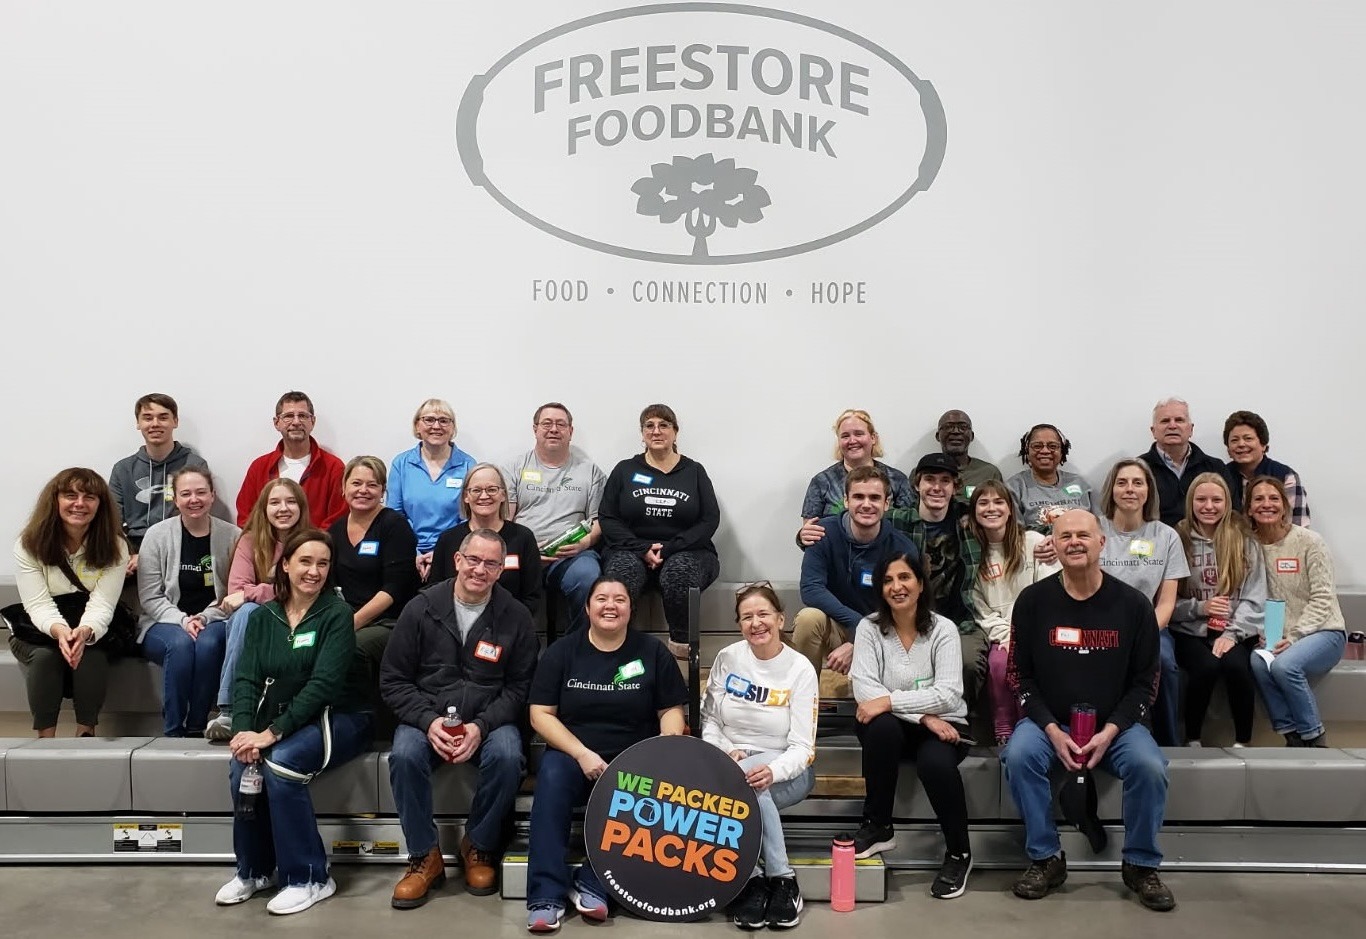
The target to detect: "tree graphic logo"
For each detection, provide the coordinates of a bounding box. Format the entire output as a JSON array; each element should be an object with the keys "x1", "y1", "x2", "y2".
[{"x1": 631, "y1": 154, "x2": 772, "y2": 258}]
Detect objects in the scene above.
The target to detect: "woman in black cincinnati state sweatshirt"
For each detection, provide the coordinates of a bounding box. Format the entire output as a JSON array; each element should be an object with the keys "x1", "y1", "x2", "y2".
[{"x1": 599, "y1": 404, "x2": 721, "y2": 654}]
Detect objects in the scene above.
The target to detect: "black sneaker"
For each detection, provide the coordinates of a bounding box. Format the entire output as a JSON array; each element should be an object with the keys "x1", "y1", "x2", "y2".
[
  {"x1": 852, "y1": 820, "x2": 895, "y2": 859},
  {"x1": 1012, "y1": 852, "x2": 1067, "y2": 900},
  {"x1": 1121, "y1": 861, "x2": 1175, "y2": 912},
  {"x1": 930, "y1": 852, "x2": 972, "y2": 900},
  {"x1": 726, "y1": 876, "x2": 769, "y2": 930},
  {"x1": 765, "y1": 876, "x2": 803, "y2": 929},
  {"x1": 1303, "y1": 731, "x2": 1329, "y2": 748}
]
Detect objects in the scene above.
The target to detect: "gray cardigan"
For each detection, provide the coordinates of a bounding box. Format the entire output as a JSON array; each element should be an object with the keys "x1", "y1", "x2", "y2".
[{"x1": 135, "y1": 516, "x2": 240, "y2": 640}]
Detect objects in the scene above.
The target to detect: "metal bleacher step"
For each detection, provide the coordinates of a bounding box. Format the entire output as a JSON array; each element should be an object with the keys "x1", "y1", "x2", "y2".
[{"x1": 498, "y1": 843, "x2": 887, "y2": 902}]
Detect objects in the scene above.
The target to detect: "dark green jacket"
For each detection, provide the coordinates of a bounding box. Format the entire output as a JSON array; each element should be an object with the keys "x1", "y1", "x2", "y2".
[{"x1": 231, "y1": 590, "x2": 369, "y2": 737}]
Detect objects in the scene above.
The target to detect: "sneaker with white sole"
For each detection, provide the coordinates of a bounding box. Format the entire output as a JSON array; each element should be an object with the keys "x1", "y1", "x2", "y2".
[
  {"x1": 527, "y1": 903, "x2": 566, "y2": 933},
  {"x1": 215, "y1": 874, "x2": 274, "y2": 905},
  {"x1": 205, "y1": 713, "x2": 233, "y2": 742},
  {"x1": 266, "y1": 878, "x2": 336, "y2": 915},
  {"x1": 570, "y1": 883, "x2": 610, "y2": 922}
]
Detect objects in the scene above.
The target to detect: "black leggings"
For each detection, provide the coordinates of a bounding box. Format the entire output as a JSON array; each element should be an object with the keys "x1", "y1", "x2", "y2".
[
  {"x1": 601, "y1": 549, "x2": 719, "y2": 642},
  {"x1": 856, "y1": 712, "x2": 970, "y2": 855},
  {"x1": 1172, "y1": 631, "x2": 1259, "y2": 744}
]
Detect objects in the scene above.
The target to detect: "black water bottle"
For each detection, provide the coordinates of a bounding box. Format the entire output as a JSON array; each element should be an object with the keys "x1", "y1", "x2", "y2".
[{"x1": 237, "y1": 763, "x2": 263, "y2": 820}]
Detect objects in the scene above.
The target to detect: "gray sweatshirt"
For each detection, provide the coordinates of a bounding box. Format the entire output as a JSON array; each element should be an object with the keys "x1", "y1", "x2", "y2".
[
  {"x1": 109, "y1": 442, "x2": 203, "y2": 546},
  {"x1": 851, "y1": 612, "x2": 967, "y2": 725},
  {"x1": 134, "y1": 516, "x2": 239, "y2": 640},
  {"x1": 1171, "y1": 532, "x2": 1267, "y2": 641}
]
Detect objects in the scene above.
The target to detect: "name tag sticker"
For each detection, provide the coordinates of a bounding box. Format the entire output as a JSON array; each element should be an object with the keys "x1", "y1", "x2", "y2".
[
  {"x1": 631, "y1": 472, "x2": 654, "y2": 485},
  {"x1": 203, "y1": 572, "x2": 214, "y2": 587},
  {"x1": 1129, "y1": 539, "x2": 1154, "y2": 557},
  {"x1": 913, "y1": 677, "x2": 934, "y2": 690},
  {"x1": 521, "y1": 469, "x2": 542, "y2": 484},
  {"x1": 1052, "y1": 627, "x2": 1082, "y2": 647},
  {"x1": 964, "y1": 485, "x2": 976, "y2": 498},
  {"x1": 292, "y1": 631, "x2": 316, "y2": 649},
  {"x1": 1276, "y1": 558, "x2": 1301, "y2": 574},
  {"x1": 504, "y1": 553, "x2": 520, "y2": 570},
  {"x1": 1064, "y1": 484, "x2": 1082, "y2": 496},
  {"x1": 860, "y1": 569, "x2": 874, "y2": 587},
  {"x1": 357, "y1": 541, "x2": 379, "y2": 556},
  {"x1": 474, "y1": 640, "x2": 502, "y2": 662},
  {"x1": 615, "y1": 658, "x2": 646, "y2": 683},
  {"x1": 163, "y1": 488, "x2": 174, "y2": 503},
  {"x1": 446, "y1": 477, "x2": 463, "y2": 488}
]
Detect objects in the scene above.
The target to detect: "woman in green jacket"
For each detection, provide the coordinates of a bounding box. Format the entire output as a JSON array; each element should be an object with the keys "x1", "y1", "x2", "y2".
[{"x1": 215, "y1": 529, "x2": 372, "y2": 916}]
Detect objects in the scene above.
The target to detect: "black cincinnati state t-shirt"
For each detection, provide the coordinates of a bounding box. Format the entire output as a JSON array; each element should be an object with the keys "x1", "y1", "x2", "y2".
[
  {"x1": 177, "y1": 529, "x2": 215, "y2": 616},
  {"x1": 529, "y1": 627, "x2": 689, "y2": 761}
]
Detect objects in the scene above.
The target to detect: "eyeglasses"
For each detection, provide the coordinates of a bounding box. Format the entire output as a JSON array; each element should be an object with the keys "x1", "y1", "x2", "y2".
[
  {"x1": 1029, "y1": 443, "x2": 1061, "y2": 453},
  {"x1": 467, "y1": 485, "x2": 503, "y2": 497},
  {"x1": 537, "y1": 419, "x2": 570, "y2": 430},
  {"x1": 643, "y1": 421, "x2": 675, "y2": 432},
  {"x1": 735, "y1": 580, "x2": 773, "y2": 595},
  {"x1": 277, "y1": 411, "x2": 314, "y2": 422},
  {"x1": 939, "y1": 421, "x2": 970, "y2": 432},
  {"x1": 458, "y1": 555, "x2": 503, "y2": 572},
  {"x1": 419, "y1": 416, "x2": 454, "y2": 427}
]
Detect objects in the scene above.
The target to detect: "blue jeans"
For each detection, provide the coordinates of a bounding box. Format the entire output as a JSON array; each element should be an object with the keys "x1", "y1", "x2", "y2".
[
  {"x1": 1152, "y1": 629, "x2": 1182, "y2": 746},
  {"x1": 739, "y1": 752, "x2": 815, "y2": 879},
  {"x1": 228, "y1": 709, "x2": 373, "y2": 887},
  {"x1": 216, "y1": 603, "x2": 258, "y2": 707},
  {"x1": 142, "y1": 620, "x2": 227, "y2": 736},
  {"x1": 1003, "y1": 718, "x2": 1168, "y2": 868},
  {"x1": 388, "y1": 722, "x2": 525, "y2": 857},
  {"x1": 1251, "y1": 630, "x2": 1345, "y2": 739},
  {"x1": 526, "y1": 748, "x2": 607, "y2": 908},
  {"x1": 546, "y1": 550, "x2": 601, "y2": 634}
]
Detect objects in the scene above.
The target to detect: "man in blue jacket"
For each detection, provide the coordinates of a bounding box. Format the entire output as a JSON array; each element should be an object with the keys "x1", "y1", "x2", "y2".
[
  {"x1": 791, "y1": 465, "x2": 920, "y2": 681},
  {"x1": 381, "y1": 530, "x2": 539, "y2": 908}
]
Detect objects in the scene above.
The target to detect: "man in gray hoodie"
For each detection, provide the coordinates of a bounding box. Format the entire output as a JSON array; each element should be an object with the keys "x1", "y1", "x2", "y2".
[{"x1": 109, "y1": 393, "x2": 203, "y2": 573}]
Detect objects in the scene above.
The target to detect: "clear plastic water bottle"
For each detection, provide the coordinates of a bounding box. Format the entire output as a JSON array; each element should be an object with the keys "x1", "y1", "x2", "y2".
[
  {"x1": 237, "y1": 763, "x2": 263, "y2": 820},
  {"x1": 830, "y1": 833, "x2": 855, "y2": 912}
]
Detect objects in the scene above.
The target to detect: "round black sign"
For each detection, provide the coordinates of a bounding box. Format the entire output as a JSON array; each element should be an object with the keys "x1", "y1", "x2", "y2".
[{"x1": 584, "y1": 734, "x2": 763, "y2": 922}]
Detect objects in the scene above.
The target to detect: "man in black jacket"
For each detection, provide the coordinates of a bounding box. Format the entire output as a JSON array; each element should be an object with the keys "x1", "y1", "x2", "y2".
[
  {"x1": 1003, "y1": 510, "x2": 1175, "y2": 912},
  {"x1": 381, "y1": 530, "x2": 539, "y2": 908},
  {"x1": 1139, "y1": 397, "x2": 1233, "y2": 527}
]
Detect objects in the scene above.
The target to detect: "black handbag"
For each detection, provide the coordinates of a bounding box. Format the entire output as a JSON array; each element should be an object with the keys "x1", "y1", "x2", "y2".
[{"x1": 1, "y1": 557, "x2": 139, "y2": 660}]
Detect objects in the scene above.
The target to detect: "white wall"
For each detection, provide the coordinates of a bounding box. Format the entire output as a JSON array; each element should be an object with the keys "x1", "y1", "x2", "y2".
[{"x1": 2, "y1": 1, "x2": 1362, "y2": 585}]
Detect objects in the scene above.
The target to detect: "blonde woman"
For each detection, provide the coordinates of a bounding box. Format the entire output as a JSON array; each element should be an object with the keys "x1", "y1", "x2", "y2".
[
  {"x1": 388, "y1": 398, "x2": 477, "y2": 580},
  {"x1": 797, "y1": 408, "x2": 913, "y2": 547},
  {"x1": 1171, "y1": 473, "x2": 1266, "y2": 746}
]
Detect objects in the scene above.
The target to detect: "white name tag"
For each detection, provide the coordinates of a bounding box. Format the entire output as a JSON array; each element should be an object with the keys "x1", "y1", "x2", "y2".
[
  {"x1": 632, "y1": 472, "x2": 653, "y2": 485},
  {"x1": 357, "y1": 541, "x2": 379, "y2": 556},
  {"x1": 1064, "y1": 484, "x2": 1082, "y2": 496},
  {"x1": 521, "y1": 469, "x2": 542, "y2": 483},
  {"x1": 1128, "y1": 539, "x2": 1154, "y2": 557},
  {"x1": 504, "y1": 553, "x2": 520, "y2": 570},
  {"x1": 446, "y1": 477, "x2": 463, "y2": 488}
]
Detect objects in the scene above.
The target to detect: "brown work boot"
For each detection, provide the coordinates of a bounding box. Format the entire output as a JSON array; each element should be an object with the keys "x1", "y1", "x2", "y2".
[
  {"x1": 460, "y1": 834, "x2": 500, "y2": 896},
  {"x1": 391, "y1": 845, "x2": 446, "y2": 909}
]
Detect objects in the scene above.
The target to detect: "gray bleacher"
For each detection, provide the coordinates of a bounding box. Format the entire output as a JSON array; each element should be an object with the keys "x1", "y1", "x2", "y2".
[{"x1": 3, "y1": 578, "x2": 1366, "y2": 876}]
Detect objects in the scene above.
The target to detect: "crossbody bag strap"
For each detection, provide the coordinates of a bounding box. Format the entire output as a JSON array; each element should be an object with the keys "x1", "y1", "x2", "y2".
[
  {"x1": 264, "y1": 706, "x2": 333, "y2": 784},
  {"x1": 53, "y1": 555, "x2": 92, "y2": 597}
]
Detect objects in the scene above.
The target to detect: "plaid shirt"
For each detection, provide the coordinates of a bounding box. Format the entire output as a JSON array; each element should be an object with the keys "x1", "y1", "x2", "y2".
[
  {"x1": 1227, "y1": 456, "x2": 1312, "y2": 529},
  {"x1": 888, "y1": 500, "x2": 983, "y2": 635}
]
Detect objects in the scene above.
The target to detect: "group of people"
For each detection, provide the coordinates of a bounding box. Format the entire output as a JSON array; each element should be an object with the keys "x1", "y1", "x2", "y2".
[{"x1": 3, "y1": 392, "x2": 1346, "y2": 921}]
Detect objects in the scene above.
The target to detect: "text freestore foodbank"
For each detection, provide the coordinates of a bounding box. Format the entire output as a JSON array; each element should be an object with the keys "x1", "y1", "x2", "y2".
[{"x1": 533, "y1": 44, "x2": 872, "y2": 156}]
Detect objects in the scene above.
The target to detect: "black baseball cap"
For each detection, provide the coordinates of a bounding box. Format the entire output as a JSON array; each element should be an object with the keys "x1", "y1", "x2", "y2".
[{"x1": 913, "y1": 452, "x2": 961, "y2": 478}]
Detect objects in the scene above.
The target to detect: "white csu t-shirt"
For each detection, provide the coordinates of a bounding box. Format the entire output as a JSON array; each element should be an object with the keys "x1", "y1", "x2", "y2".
[{"x1": 279, "y1": 454, "x2": 311, "y2": 482}]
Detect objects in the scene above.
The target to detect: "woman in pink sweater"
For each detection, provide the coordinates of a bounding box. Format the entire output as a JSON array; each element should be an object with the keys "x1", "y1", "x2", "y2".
[{"x1": 205, "y1": 479, "x2": 310, "y2": 740}]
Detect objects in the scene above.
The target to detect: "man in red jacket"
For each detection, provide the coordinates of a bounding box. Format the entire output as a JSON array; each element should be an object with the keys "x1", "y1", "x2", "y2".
[{"x1": 234, "y1": 391, "x2": 346, "y2": 527}]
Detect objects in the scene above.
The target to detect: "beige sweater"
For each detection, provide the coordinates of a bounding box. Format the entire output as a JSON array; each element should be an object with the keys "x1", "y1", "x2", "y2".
[
  {"x1": 1260, "y1": 526, "x2": 1344, "y2": 641},
  {"x1": 971, "y1": 531, "x2": 1060, "y2": 645}
]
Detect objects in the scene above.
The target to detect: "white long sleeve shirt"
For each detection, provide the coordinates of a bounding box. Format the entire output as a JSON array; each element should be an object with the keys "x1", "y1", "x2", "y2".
[
  {"x1": 701, "y1": 640, "x2": 818, "y2": 784},
  {"x1": 14, "y1": 537, "x2": 129, "y2": 641}
]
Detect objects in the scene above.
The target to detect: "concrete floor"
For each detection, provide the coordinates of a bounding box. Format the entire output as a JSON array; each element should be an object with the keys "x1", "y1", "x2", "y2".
[{"x1": 0, "y1": 865, "x2": 1361, "y2": 938}]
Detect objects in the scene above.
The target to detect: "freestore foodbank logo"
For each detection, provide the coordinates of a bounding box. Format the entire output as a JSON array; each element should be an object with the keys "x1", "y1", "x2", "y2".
[{"x1": 457, "y1": 3, "x2": 945, "y2": 265}]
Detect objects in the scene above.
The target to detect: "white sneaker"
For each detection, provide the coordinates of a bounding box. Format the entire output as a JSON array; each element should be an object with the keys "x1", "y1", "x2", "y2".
[
  {"x1": 215, "y1": 874, "x2": 274, "y2": 905},
  {"x1": 1187, "y1": 740, "x2": 1202, "y2": 748},
  {"x1": 267, "y1": 878, "x2": 336, "y2": 915},
  {"x1": 205, "y1": 713, "x2": 234, "y2": 742}
]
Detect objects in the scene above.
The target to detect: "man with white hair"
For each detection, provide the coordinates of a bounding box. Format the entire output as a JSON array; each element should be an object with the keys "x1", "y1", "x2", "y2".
[{"x1": 1138, "y1": 398, "x2": 1233, "y2": 528}]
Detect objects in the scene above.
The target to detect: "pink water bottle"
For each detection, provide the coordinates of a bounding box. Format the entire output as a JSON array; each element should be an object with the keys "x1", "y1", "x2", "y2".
[
  {"x1": 830, "y1": 833, "x2": 855, "y2": 912},
  {"x1": 1070, "y1": 704, "x2": 1097, "y2": 776}
]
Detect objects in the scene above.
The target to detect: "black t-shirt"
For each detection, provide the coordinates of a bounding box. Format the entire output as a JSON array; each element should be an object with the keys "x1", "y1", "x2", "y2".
[
  {"x1": 177, "y1": 529, "x2": 216, "y2": 616},
  {"x1": 529, "y1": 628, "x2": 689, "y2": 761}
]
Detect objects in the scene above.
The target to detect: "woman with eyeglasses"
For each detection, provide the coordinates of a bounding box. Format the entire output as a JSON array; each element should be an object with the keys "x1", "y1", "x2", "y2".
[
  {"x1": 599, "y1": 404, "x2": 721, "y2": 659},
  {"x1": 428, "y1": 463, "x2": 542, "y2": 615},
  {"x1": 1005, "y1": 424, "x2": 1094, "y2": 535},
  {"x1": 702, "y1": 583, "x2": 817, "y2": 929},
  {"x1": 327, "y1": 456, "x2": 420, "y2": 685},
  {"x1": 387, "y1": 399, "x2": 478, "y2": 581}
]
